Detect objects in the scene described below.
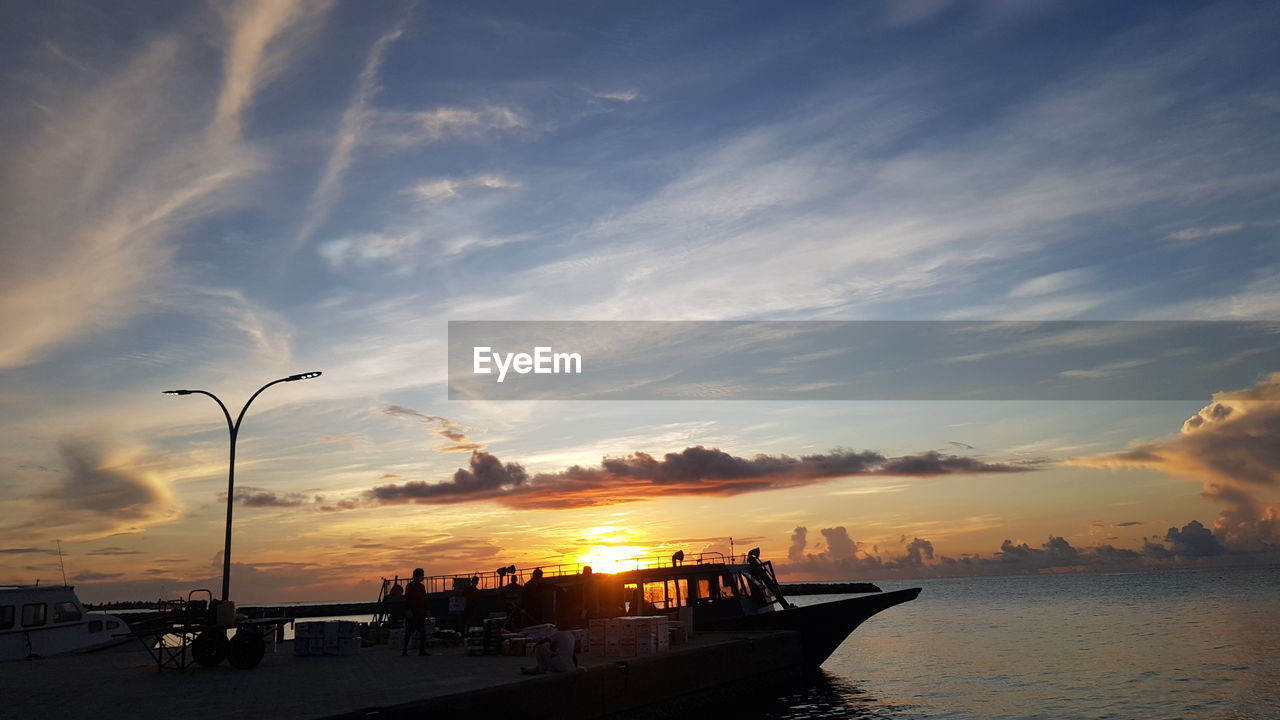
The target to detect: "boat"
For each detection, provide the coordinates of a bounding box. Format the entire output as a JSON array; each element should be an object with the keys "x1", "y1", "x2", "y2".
[
  {"x1": 378, "y1": 548, "x2": 920, "y2": 667},
  {"x1": 1, "y1": 584, "x2": 130, "y2": 661}
]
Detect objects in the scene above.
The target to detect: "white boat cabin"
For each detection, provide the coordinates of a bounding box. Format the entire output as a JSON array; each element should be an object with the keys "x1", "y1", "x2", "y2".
[{"x1": 1, "y1": 585, "x2": 128, "y2": 661}]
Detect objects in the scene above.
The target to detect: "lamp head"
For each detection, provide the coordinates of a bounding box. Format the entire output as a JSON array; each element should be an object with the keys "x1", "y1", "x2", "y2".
[
  {"x1": 162, "y1": 390, "x2": 194, "y2": 396},
  {"x1": 285, "y1": 371, "x2": 322, "y2": 382}
]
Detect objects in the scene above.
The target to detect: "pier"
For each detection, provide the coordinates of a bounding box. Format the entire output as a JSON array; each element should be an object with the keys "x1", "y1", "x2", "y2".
[{"x1": 8, "y1": 630, "x2": 804, "y2": 720}]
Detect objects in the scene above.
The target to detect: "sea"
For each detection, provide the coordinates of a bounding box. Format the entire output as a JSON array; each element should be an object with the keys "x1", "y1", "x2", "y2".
[{"x1": 757, "y1": 567, "x2": 1279, "y2": 720}]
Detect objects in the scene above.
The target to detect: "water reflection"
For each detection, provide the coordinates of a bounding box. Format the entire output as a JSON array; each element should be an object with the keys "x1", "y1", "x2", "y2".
[
  {"x1": 751, "y1": 670, "x2": 919, "y2": 719},
  {"x1": 763, "y1": 568, "x2": 1279, "y2": 720}
]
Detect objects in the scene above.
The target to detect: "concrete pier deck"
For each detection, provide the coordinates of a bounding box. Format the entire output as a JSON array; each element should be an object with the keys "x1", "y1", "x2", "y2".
[{"x1": 7, "y1": 631, "x2": 804, "y2": 720}]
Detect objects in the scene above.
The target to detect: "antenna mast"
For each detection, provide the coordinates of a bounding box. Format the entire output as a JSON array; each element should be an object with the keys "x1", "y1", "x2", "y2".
[{"x1": 56, "y1": 539, "x2": 68, "y2": 586}]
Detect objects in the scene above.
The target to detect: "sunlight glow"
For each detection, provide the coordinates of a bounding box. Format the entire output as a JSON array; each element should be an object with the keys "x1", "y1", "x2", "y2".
[{"x1": 575, "y1": 544, "x2": 652, "y2": 573}]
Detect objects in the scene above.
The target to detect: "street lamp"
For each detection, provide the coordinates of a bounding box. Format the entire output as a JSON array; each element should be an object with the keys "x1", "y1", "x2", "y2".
[{"x1": 163, "y1": 371, "x2": 322, "y2": 601}]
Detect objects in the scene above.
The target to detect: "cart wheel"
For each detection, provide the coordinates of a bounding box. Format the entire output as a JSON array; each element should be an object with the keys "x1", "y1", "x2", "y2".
[
  {"x1": 192, "y1": 630, "x2": 228, "y2": 667},
  {"x1": 228, "y1": 630, "x2": 266, "y2": 670}
]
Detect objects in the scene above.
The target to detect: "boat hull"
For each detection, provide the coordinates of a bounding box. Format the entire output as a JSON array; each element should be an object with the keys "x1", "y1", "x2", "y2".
[{"x1": 699, "y1": 588, "x2": 921, "y2": 667}]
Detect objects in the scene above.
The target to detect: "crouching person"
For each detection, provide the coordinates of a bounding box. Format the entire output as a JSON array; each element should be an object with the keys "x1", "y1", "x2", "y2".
[{"x1": 522, "y1": 630, "x2": 580, "y2": 675}]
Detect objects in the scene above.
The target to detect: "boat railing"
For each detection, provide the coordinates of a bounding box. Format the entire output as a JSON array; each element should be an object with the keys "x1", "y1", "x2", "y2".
[{"x1": 379, "y1": 550, "x2": 752, "y2": 595}]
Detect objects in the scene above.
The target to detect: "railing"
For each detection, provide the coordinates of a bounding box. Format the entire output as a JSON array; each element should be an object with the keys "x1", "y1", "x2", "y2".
[{"x1": 378, "y1": 550, "x2": 754, "y2": 595}]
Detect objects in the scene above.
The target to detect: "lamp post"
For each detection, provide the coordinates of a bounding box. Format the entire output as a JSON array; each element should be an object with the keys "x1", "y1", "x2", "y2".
[{"x1": 164, "y1": 371, "x2": 321, "y2": 601}]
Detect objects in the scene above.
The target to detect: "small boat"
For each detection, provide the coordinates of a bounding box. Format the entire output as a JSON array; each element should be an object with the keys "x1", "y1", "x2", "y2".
[
  {"x1": 1, "y1": 584, "x2": 129, "y2": 661},
  {"x1": 379, "y1": 548, "x2": 920, "y2": 667}
]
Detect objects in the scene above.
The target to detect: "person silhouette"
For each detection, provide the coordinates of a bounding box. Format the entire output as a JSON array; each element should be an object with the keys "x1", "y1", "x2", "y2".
[{"x1": 402, "y1": 568, "x2": 431, "y2": 657}]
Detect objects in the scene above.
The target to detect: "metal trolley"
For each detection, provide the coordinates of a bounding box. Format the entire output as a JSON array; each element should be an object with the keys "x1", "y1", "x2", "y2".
[{"x1": 130, "y1": 589, "x2": 292, "y2": 672}]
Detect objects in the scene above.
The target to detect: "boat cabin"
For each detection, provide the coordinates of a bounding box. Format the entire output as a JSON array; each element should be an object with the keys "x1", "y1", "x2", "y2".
[
  {"x1": 379, "y1": 550, "x2": 792, "y2": 631},
  {"x1": 1, "y1": 585, "x2": 127, "y2": 661}
]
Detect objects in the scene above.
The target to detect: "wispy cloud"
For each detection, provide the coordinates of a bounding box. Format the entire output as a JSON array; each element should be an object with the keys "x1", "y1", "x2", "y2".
[
  {"x1": 0, "y1": 0, "x2": 330, "y2": 369},
  {"x1": 594, "y1": 90, "x2": 639, "y2": 102},
  {"x1": 375, "y1": 404, "x2": 484, "y2": 453},
  {"x1": 408, "y1": 105, "x2": 527, "y2": 143},
  {"x1": 1166, "y1": 224, "x2": 1246, "y2": 242},
  {"x1": 406, "y1": 174, "x2": 521, "y2": 202},
  {"x1": 295, "y1": 14, "x2": 408, "y2": 247}
]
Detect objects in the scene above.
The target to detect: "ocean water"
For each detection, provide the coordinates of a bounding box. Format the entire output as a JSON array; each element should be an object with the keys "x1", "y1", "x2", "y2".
[{"x1": 758, "y1": 567, "x2": 1279, "y2": 720}]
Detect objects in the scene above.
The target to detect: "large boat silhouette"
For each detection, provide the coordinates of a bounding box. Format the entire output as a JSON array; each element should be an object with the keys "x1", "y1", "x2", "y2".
[{"x1": 380, "y1": 548, "x2": 920, "y2": 667}]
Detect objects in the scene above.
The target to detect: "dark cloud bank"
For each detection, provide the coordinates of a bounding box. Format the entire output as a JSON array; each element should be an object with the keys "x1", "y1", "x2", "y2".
[
  {"x1": 783, "y1": 518, "x2": 1270, "y2": 579},
  {"x1": 352, "y1": 445, "x2": 1038, "y2": 511}
]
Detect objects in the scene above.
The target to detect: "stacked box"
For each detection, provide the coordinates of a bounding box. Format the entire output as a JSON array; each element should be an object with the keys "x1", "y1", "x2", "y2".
[
  {"x1": 305, "y1": 619, "x2": 360, "y2": 655},
  {"x1": 588, "y1": 619, "x2": 607, "y2": 655},
  {"x1": 570, "y1": 628, "x2": 588, "y2": 654},
  {"x1": 617, "y1": 617, "x2": 640, "y2": 657},
  {"x1": 588, "y1": 616, "x2": 672, "y2": 656},
  {"x1": 633, "y1": 617, "x2": 656, "y2": 656},
  {"x1": 630, "y1": 616, "x2": 670, "y2": 656},
  {"x1": 604, "y1": 617, "x2": 623, "y2": 656},
  {"x1": 482, "y1": 617, "x2": 503, "y2": 655}
]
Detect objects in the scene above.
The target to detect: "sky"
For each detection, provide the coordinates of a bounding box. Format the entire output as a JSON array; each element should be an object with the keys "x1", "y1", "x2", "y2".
[{"x1": 1, "y1": 0, "x2": 1278, "y2": 604}]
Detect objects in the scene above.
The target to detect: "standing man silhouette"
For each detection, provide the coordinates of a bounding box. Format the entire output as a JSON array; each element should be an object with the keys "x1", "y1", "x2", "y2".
[{"x1": 402, "y1": 568, "x2": 431, "y2": 656}]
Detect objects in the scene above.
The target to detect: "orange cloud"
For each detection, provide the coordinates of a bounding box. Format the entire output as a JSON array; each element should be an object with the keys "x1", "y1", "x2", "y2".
[{"x1": 1072, "y1": 372, "x2": 1280, "y2": 551}]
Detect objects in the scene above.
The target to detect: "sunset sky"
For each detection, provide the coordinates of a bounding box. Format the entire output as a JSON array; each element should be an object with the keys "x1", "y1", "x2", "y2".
[{"x1": 2, "y1": 0, "x2": 1278, "y2": 603}]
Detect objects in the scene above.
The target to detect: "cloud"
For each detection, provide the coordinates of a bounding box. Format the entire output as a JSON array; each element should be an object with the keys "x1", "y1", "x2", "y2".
[
  {"x1": 0, "y1": 0, "x2": 329, "y2": 369},
  {"x1": 1058, "y1": 359, "x2": 1152, "y2": 380},
  {"x1": 595, "y1": 90, "x2": 639, "y2": 102},
  {"x1": 407, "y1": 174, "x2": 521, "y2": 202},
  {"x1": 369, "y1": 451, "x2": 529, "y2": 503},
  {"x1": 901, "y1": 537, "x2": 935, "y2": 567},
  {"x1": 409, "y1": 105, "x2": 527, "y2": 143},
  {"x1": 1009, "y1": 268, "x2": 1097, "y2": 298},
  {"x1": 359, "y1": 445, "x2": 1040, "y2": 511},
  {"x1": 213, "y1": 0, "x2": 332, "y2": 142},
  {"x1": 1166, "y1": 224, "x2": 1245, "y2": 241},
  {"x1": 0, "y1": 439, "x2": 178, "y2": 542},
  {"x1": 51, "y1": 441, "x2": 167, "y2": 513},
  {"x1": 0, "y1": 548, "x2": 56, "y2": 556},
  {"x1": 221, "y1": 486, "x2": 310, "y2": 508},
  {"x1": 375, "y1": 404, "x2": 484, "y2": 453},
  {"x1": 1161, "y1": 519, "x2": 1223, "y2": 557},
  {"x1": 780, "y1": 521, "x2": 1266, "y2": 580},
  {"x1": 72, "y1": 572, "x2": 124, "y2": 581},
  {"x1": 295, "y1": 13, "x2": 408, "y2": 247},
  {"x1": 1073, "y1": 373, "x2": 1280, "y2": 551},
  {"x1": 85, "y1": 547, "x2": 144, "y2": 556}
]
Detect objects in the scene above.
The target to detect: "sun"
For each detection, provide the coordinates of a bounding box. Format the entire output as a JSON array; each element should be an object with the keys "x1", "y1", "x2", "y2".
[{"x1": 575, "y1": 544, "x2": 652, "y2": 574}]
